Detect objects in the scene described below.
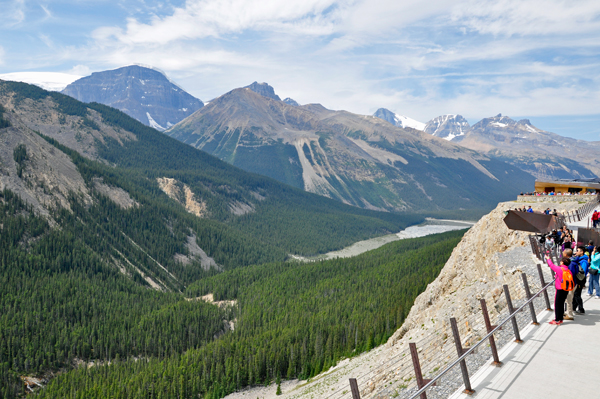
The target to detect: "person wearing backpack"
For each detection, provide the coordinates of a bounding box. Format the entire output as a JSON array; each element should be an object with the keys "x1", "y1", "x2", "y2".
[
  {"x1": 571, "y1": 246, "x2": 590, "y2": 315},
  {"x1": 546, "y1": 255, "x2": 574, "y2": 325},
  {"x1": 588, "y1": 246, "x2": 600, "y2": 298}
]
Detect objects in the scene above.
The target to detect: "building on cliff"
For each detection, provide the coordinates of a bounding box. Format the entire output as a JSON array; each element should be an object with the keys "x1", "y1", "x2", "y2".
[{"x1": 534, "y1": 177, "x2": 600, "y2": 194}]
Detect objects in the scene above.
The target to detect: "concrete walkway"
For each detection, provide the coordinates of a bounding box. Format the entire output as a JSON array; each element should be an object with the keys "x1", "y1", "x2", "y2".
[{"x1": 449, "y1": 295, "x2": 600, "y2": 399}]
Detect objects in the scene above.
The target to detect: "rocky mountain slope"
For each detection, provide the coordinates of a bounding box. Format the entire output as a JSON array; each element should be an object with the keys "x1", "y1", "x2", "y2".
[
  {"x1": 454, "y1": 114, "x2": 600, "y2": 179},
  {"x1": 62, "y1": 65, "x2": 203, "y2": 131},
  {"x1": 167, "y1": 88, "x2": 534, "y2": 213}
]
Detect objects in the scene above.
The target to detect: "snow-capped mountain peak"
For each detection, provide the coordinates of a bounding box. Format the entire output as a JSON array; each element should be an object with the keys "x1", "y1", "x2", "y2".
[
  {"x1": 424, "y1": 114, "x2": 470, "y2": 141},
  {"x1": 373, "y1": 108, "x2": 426, "y2": 131}
]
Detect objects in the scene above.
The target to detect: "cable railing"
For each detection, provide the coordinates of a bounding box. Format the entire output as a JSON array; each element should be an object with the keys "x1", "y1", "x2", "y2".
[
  {"x1": 563, "y1": 193, "x2": 600, "y2": 223},
  {"x1": 406, "y1": 271, "x2": 554, "y2": 399},
  {"x1": 339, "y1": 252, "x2": 556, "y2": 399}
]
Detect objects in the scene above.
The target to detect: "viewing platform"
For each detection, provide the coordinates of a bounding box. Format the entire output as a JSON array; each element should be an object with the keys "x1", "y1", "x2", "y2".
[{"x1": 449, "y1": 295, "x2": 600, "y2": 399}]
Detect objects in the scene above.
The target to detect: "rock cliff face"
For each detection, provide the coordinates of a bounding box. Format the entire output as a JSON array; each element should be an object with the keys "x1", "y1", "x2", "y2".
[
  {"x1": 62, "y1": 65, "x2": 203, "y2": 131},
  {"x1": 244, "y1": 82, "x2": 281, "y2": 101}
]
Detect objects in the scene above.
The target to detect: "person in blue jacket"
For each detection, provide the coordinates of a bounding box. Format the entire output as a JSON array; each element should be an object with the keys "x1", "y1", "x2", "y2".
[
  {"x1": 571, "y1": 246, "x2": 589, "y2": 314},
  {"x1": 588, "y1": 246, "x2": 600, "y2": 298}
]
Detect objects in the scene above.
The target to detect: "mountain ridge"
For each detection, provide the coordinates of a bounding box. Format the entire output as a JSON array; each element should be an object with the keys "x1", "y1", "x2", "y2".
[{"x1": 168, "y1": 87, "x2": 534, "y2": 212}]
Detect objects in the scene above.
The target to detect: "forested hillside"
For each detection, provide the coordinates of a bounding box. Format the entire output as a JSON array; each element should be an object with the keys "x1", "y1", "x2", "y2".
[
  {"x1": 0, "y1": 188, "x2": 234, "y2": 398},
  {"x1": 33, "y1": 230, "x2": 464, "y2": 399}
]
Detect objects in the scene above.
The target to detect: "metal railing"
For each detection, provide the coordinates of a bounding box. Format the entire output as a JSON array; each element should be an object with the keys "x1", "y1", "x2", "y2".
[
  {"x1": 343, "y1": 260, "x2": 556, "y2": 399},
  {"x1": 563, "y1": 193, "x2": 600, "y2": 223},
  {"x1": 406, "y1": 269, "x2": 555, "y2": 399}
]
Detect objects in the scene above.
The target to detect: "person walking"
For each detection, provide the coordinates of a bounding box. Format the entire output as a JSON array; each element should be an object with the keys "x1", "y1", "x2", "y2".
[
  {"x1": 589, "y1": 246, "x2": 600, "y2": 298},
  {"x1": 592, "y1": 210, "x2": 598, "y2": 228},
  {"x1": 546, "y1": 256, "x2": 574, "y2": 325},
  {"x1": 571, "y1": 246, "x2": 589, "y2": 314}
]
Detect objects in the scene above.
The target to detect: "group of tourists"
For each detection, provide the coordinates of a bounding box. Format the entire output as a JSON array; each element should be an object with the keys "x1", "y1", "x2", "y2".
[
  {"x1": 514, "y1": 205, "x2": 559, "y2": 215},
  {"x1": 521, "y1": 191, "x2": 597, "y2": 196},
  {"x1": 541, "y1": 226, "x2": 576, "y2": 252},
  {"x1": 546, "y1": 242, "x2": 600, "y2": 325}
]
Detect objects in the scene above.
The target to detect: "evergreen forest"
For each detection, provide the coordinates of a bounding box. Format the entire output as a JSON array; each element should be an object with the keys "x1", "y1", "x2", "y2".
[{"x1": 32, "y1": 231, "x2": 463, "y2": 399}]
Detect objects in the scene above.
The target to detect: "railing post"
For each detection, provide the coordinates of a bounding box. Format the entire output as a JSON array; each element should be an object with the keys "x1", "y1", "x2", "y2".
[
  {"x1": 409, "y1": 343, "x2": 434, "y2": 399},
  {"x1": 528, "y1": 236, "x2": 537, "y2": 259},
  {"x1": 480, "y1": 299, "x2": 502, "y2": 366},
  {"x1": 537, "y1": 264, "x2": 552, "y2": 311},
  {"x1": 521, "y1": 273, "x2": 539, "y2": 325},
  {"x1": 503, "y1": 285, "x2": 522, "y2": 343},
  {"x1": 449, "y1": 318, "x2": 475, "y2": 395},
  {"x1": 349, "y1": 378, "x2": 361, "y2": 399}
]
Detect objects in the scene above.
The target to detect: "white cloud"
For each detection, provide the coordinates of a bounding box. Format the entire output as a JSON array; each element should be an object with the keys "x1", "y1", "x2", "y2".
[
  {"x1": 40, "y1": 4, "x2": 53, "y2": 20},
  {"x1": 3, "y1": 0, "x2": 26, "y2": 26},
  {"x1": 68, "y1": 65, "x2": 92, "y2": 76},
  {"x1": 4, "y1": 0, "x2": 600, "y2": 138},
  {"x1": 93, "y1": 0, "x2": 340, "y2": 45},
  {"x1": 451, "y1": 0, "x2": 600, "y2": 37}
]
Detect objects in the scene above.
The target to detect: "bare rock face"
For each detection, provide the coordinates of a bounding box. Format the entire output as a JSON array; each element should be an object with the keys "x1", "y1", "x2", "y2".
[
  {"x1": 3, "y1": 95, "x2": 136, "y2": 161},
  {"x1": 93, "y1": 177, "x2": 138, "y2": 209},
  {"x1": 156, "y1": 177, "x2": 208, "y2": 218},
  {"x1": 0, "y1": 124, "x2": 92, "y2": 217},
  {"x1": 244, "y1": 81, "x2": 281, "y2": 101}
]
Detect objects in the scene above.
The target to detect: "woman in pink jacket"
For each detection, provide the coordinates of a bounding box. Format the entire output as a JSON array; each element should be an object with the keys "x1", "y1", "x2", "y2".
[{"x1": 546, "y1": 256, "x2": 572, "y2": 325}]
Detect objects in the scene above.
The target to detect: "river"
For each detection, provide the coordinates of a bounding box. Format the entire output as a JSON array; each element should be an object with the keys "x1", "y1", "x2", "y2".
[{"x1": 291, "y1": 218, "x2": 474, "y2": 262}]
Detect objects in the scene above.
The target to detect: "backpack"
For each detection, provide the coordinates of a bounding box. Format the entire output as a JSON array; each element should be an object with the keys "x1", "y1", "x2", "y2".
[
  {"x1": 560, "y1": 267, "x2": 575, "y2": 291},
  {"x1": 575, "y1": 265, "x2": 586, "y2": 282}
]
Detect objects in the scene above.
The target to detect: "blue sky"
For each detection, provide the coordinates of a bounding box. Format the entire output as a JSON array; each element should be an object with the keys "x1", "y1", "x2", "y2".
[{"x1": 1, "y1": 0, "x2": 600, "y2": 141}]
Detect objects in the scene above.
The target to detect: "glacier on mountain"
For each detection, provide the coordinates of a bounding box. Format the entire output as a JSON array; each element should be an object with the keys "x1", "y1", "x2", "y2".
[
  {"x1": 0, "y1": 72, "x2": 82, "y2": 91},
  {"x1": 147, "y1": 112, "x2": 166, "y2": 131}
]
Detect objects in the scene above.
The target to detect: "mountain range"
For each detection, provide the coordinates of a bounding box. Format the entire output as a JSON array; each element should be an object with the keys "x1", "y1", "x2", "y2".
[
  {"x1": 374, "y1": 109, "x2": 600, "y2": 180},
  {"x1": 3, "y1": 65, "x2": 597, "y2": 211}
]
